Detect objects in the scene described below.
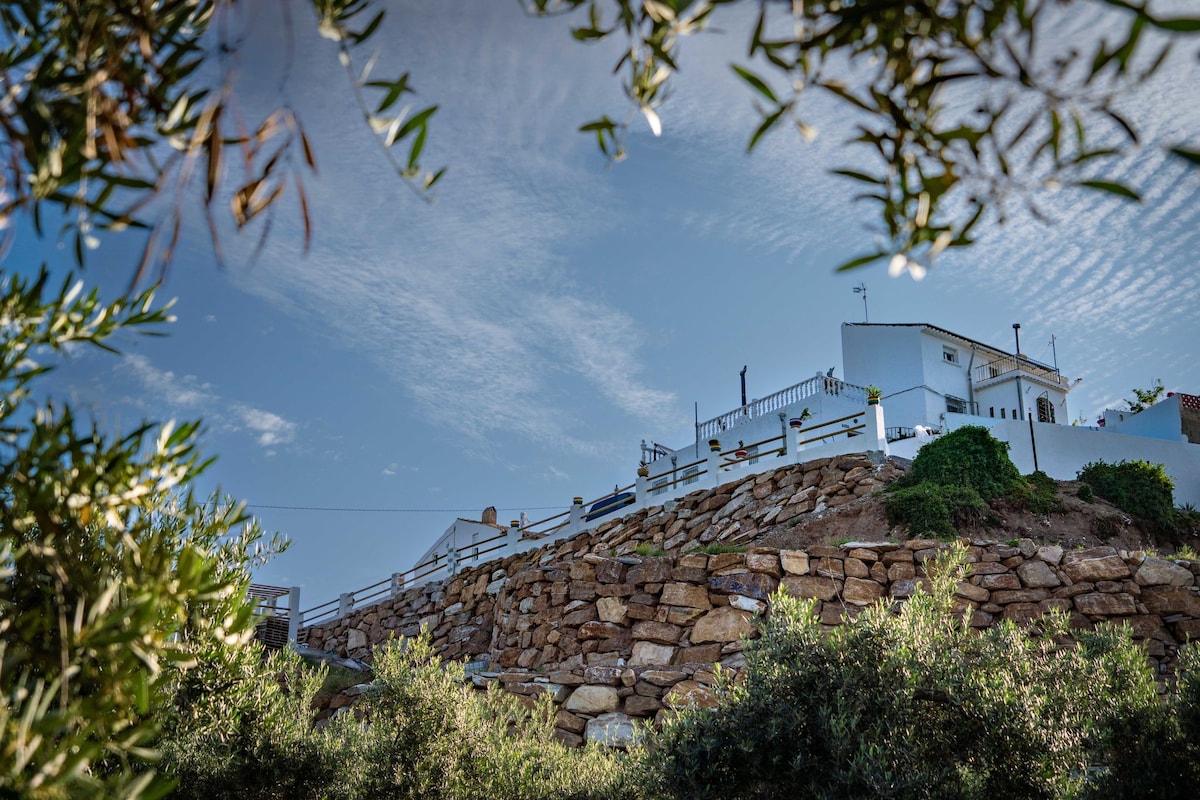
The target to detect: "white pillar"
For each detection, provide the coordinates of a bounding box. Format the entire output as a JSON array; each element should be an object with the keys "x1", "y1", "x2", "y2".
[
  {"x1": 635, "y1": 473, "x2": 649, "y2": 508},
  {"x1": 568, "y1": 499, "x2": 584, "y2": 535},
  {"x1": 791, "y1": 425, "x2": 807, "y2": 464},
  {"x1": 447, "y1": 546, "x2": 458, "y2": 576},
  {"x1": 706, "y1": 440, "x2": 724, "y2": 486},
  {"x1": 338, "y1": 592, "x2": 354, "y2": 619},
  {"x1": 864, "y1": 402, "x2": 888, "y2": 454},
  {"x1": 507, "y1": 520, "x2": 522, "y2": 556},
  {"x1": 391, "y1": 572, "x2": 406, "y2": 597},
  {"x1": 287, "y1": 586, "x2": 300, "y2": 645}
]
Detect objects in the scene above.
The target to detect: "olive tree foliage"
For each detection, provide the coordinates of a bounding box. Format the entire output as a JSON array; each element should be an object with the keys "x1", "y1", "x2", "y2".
[
  {"x1": 0, "y1": 269, "x2": 285, "y2": 799},
  {"x1": 527, "y1": 0, "x2": 1200, "y2": 273},
  {"x1": 642, "y1": 546, "x2": 1178, "y2": 800},
  {"x1": 0, "y1": 0, "x2": 440, "y2": 284},
  {"x1": 5, "y1": 2, "x2": 1199, "y2": 281}
]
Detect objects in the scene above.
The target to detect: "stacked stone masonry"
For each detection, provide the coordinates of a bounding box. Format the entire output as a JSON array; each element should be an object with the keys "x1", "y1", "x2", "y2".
[{"x1": 301, "y1": 456, "x2": 1200, "y2": 746}]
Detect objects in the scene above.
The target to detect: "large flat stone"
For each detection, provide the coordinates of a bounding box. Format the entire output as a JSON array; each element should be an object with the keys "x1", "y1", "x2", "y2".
[
  {"x1": 1061, "y1": 547, "x2": 1130, "y2": 582},
  {"x1": 1017, "y1": 560, "x2": 1061, "y2": 589},
  {"x1": 1075, "y1": 592, "x2": 1137, "y2": 616},
  {"x1": 690, "y1": 606, "x2": 755, "y2": 643},
  {"x1": 1134, "y1": 557, "x2": 1195, "y2": 587},
  {"x1": 585, "y1": 712, "x2": 639, "y2": 748},
  {"x1": 781, "y1": 575, "x2": 842, "y2": 602},
  {"x1": 565, "y1": 685, "x2": 620, "y2": 714}
]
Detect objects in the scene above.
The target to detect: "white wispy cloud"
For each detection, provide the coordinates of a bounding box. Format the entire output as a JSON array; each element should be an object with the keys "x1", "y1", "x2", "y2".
[{"x1": 118, "y1": 354, "x2": 298, "y2": 455}]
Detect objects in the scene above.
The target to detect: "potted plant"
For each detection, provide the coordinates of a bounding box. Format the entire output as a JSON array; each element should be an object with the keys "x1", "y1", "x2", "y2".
[
  {"x1": 708, "y1": 438, "x2": 721, "y2": 452},
  {"x1": 637, "y1": 462, "x2": 650, "y2": 477},
  {"x1": 788, "y1": 408, "x2": 813, "y2": 429},
  {"x1": 734, "y1": 440, "x2": 748, "y2": 458},
  {"x1": 866, "y1": 386, "x2": 882, "y2": 405}
]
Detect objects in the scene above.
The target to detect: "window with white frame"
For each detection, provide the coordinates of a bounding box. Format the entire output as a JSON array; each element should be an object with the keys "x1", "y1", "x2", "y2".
[
  {"x1": 943, "y1": 345, "x2": 960, "y2": 364},
  {"x1": 945, "y1": 395, "x2": 966, "y2": 414}
]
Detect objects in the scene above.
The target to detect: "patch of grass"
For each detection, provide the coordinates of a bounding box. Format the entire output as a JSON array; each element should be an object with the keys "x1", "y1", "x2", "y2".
[
  {"x1": 1176, "y1": 544, "x2": 1199, "y2": 561},
  {"x1": 698, "y1": 543, "x2": 746, "y2": 555},
  {"x1": 634, "y1": 542, "x2": 667, "y2": 557}
]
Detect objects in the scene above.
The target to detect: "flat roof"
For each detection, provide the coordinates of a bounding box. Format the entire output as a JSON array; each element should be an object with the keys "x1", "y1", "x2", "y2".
[{"x1": 843, "y1": 322, "x2": 1058, "y2": 372}]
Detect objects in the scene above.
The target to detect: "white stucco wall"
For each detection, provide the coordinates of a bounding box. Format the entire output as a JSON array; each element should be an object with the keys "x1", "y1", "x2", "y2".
[
  {"x1": 938, "y1": 414, "x2": 1200, "y2": 508},
  {"x1": 842, "y1": 324, "x2": 931, "y2": 430},
  {"x1": 1103, "y1": 394, "x2": 1186, "y2": 442}
]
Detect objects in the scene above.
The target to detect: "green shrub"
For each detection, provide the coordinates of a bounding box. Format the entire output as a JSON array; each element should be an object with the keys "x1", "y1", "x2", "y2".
[
  {"x1": 1078, "y1": 483, "x2": 1095, "y2": 503},
  {"x1": 885, "y1": 483, "x2": 988, "y2": 540},
  {"x1": 641, "y1": 548, "x2": 1167, "y2": 800},
  {"x1": 160, "y1": 635, "x2": 630, "y2": 800},
  {"x1": 1078, "y1": 460, "x2": 1175, "y2": 528},
  {"x1": 904, "y1": 425, "x2": 1022, "y2": 499},
  {"x1": 339, "y1": 636, "x2": 629, "y2": 800},
  {"x1": 158, "y1": 646, "x2": 340, "y2": 800},
  {"x1": 1007, "y1": 470, "x2": 1064, "y2": 515}
]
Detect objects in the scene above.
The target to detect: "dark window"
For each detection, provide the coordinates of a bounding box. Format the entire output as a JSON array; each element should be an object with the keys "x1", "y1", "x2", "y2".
[
  {"x1": 1001, "y1": 408, "x2": 1006, "y2": 419},
  {"x1": 1037, "y1": 396, "x2": 1056, "y2": 423},
  {"x1": 945, "y1": 395, "x2": 966, "y2": 414},
  {"x1": 989, "y1": 406, "x2": 995, "y2": 418},
  {"x1": 1012, "y1": 408, "x2": 1019, "y2": 421}
]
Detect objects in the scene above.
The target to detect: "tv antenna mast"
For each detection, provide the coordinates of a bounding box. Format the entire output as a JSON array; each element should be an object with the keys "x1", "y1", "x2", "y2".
[{"x1": 853, "y1": 282, "x2": 869, "y2": 323}]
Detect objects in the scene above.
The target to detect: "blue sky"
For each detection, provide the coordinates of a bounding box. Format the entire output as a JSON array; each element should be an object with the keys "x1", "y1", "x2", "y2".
[{"x1": 12, "y1": 1, "x2": 1200, "y2": 608}]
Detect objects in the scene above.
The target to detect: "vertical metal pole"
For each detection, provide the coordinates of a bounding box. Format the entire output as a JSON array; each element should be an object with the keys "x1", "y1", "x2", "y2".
[
  {"x1": 1013, "y1": 323, "x2": 1025, "y2": 421},
  {"x1": 1029, "y1": 415, "x2": 1039, "y2": 473}
]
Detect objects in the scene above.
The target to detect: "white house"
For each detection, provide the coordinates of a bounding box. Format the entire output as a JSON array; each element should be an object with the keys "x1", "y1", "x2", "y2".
[{"x1": 841, "y1": 322, "x2": 1075, "y2": 433}]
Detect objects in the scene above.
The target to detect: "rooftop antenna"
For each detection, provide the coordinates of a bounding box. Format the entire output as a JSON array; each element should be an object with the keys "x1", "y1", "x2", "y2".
[{"x1": 853, "y1": 282, "x2": 868, "y2": 323}]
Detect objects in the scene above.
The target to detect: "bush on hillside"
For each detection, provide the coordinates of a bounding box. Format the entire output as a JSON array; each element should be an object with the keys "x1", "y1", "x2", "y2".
[
  {"x1": 1077, "y1": 460, "x2": 1175, "y2": 529},
  {"x1": 885, "y1": 483, "x2": 988, "y2": 540},
  {"x1": 1007, "y1": 470, "x2": 1065, "y2": 515},
  {"x1": 1084, "y1": 644, "x2": 1200, "y2": 800},
  {"x1": 902, "y1": 425, "x2": 1021, "y2": 499},
  {"x1": 159, "y1": 635, "x2": 630, "y2": 800},
  {"x1": 640, "y1": 547, "x2": 1176, "y2": 800}
]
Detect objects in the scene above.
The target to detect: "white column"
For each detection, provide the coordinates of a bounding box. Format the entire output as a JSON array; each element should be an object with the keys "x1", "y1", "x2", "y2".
[
  {"x1": 390, "y1": 572, "x2": 406, "y2": 597},
  {"x1": 338, "y1": 592, "x2": 354, "y2": 619},
  {"x1": 635, "y1": 473, "x2": 649, "y2": 509},
  {"x1": 791, "y1": 425, "x2": 807, "y2": 464},
  {"x1": 568, "y1": 499, "x2": 584, "y2": 535},
  {"x1": 287, "y1": 586, "x2": 300, "y2": 645},
  {"x1": 706, "y1": 440, "x2": 724, "y2": 487},
  {"x1": 507, "y1": 520, "x2": 522, "y2": 556},
  {"x1": 864, "y1": 402, "x2": 888, "y2": 454}
]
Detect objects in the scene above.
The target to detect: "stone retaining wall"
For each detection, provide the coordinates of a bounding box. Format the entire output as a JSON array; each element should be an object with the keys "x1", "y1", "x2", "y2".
[
  {"x1": 310, "y1": 537, "x2": 1200, "y2": 746},
  {"x1": 302, "y1": 453, "x2": 902, "y2": 660}
]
